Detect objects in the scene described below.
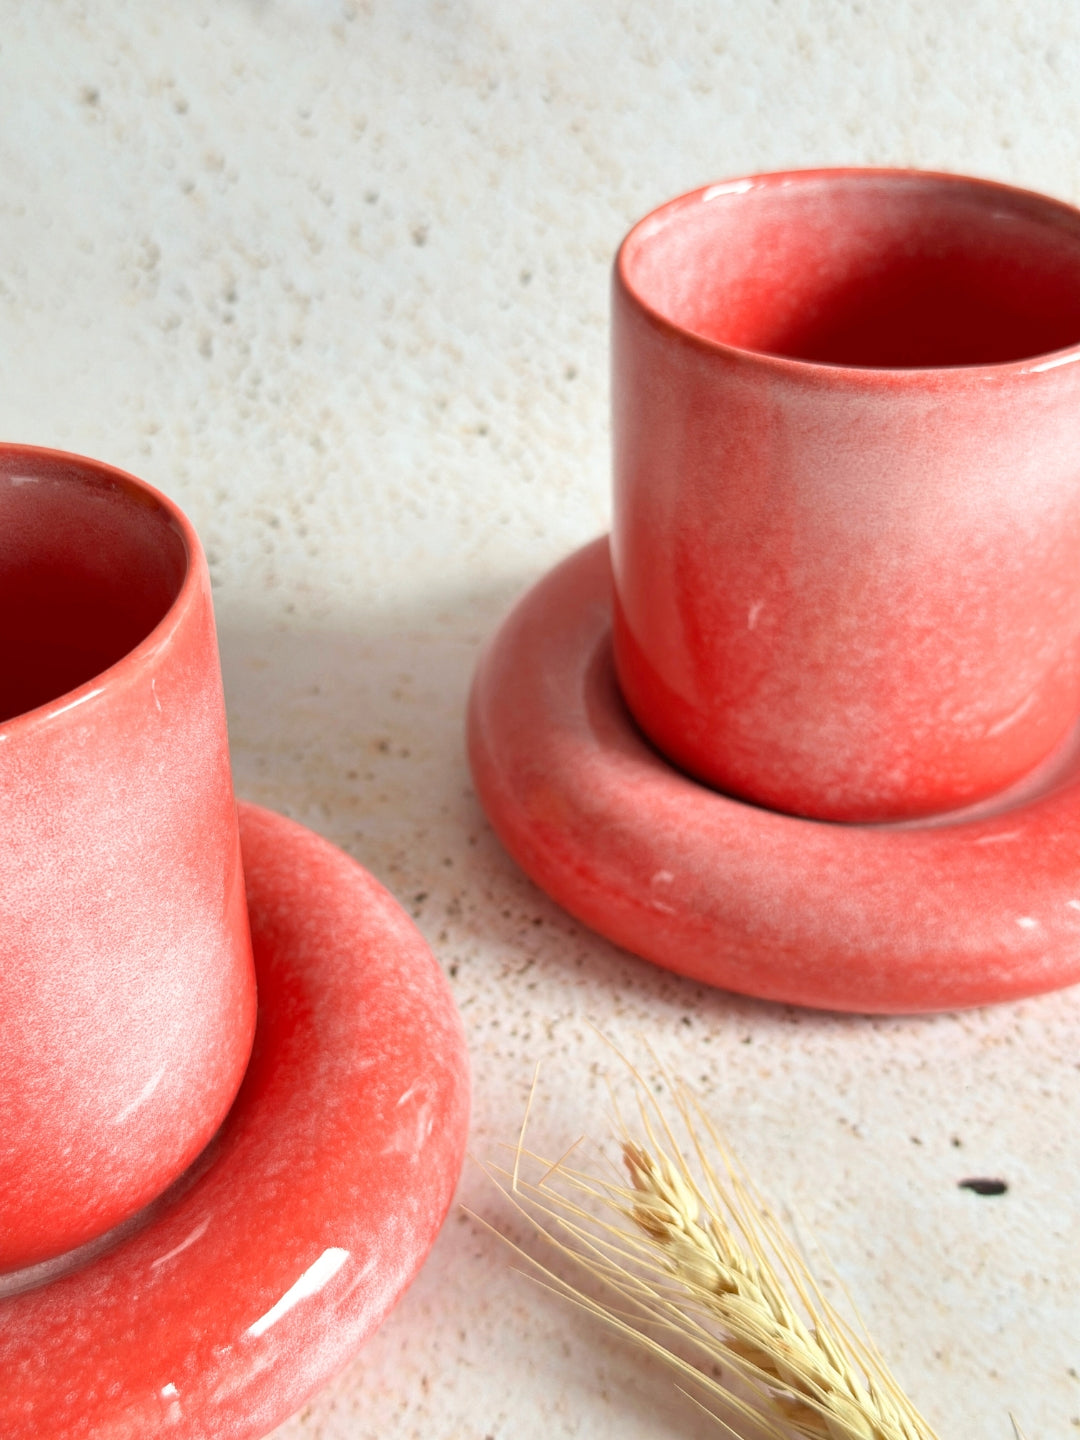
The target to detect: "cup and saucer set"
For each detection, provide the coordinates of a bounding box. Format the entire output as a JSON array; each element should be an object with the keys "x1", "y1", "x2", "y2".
[{"x1": 7, "y1": 169, "x2": 1080, "y2": 1437}]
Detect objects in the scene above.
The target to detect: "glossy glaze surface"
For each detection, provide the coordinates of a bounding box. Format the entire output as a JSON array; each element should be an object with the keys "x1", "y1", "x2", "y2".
[
  {"x1": 0, "y1": 801, "x2": 470, "y2": 1440},
  {"x1": 0, "y1": 446, "x2": 256, "y2": 1273},
  {"x1": 612, "y1": 170, "x2": 1080, "y2": 822},
  {"x1": 469, "y1": 538, "x2": 1080, "y2": 1012}
]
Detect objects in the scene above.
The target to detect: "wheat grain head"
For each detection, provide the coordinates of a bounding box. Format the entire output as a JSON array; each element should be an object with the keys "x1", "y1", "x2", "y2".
[{"x1": 479, "y1": 1057, "x2": 943, "y2": 1440}]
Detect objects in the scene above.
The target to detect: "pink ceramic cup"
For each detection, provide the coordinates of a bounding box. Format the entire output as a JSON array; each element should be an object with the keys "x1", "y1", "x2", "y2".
[
  {"x1": 612, "y1": 169, "x2": 1080, "y2": 822},
  {"x1": 0, "y1": 445, "x2": 257, "y2": 1273}
]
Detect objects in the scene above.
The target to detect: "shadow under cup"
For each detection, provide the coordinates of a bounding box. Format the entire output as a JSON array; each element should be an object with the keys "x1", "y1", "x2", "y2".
[
  {"x1": 612, "y1": 170, "x2": 1080, "y2": 821},
  {"x1": 0, "y1": 448, "x2": 256, "y2": 1274}
]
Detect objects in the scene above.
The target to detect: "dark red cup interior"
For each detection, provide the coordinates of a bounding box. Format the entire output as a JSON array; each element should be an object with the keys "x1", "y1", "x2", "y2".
[
  {"x1": 620, "y1": 172, "x2": 1080, "y2": 369},
  {"x1": 0, "y1": 454, "x2": 188, "y2": 725}
]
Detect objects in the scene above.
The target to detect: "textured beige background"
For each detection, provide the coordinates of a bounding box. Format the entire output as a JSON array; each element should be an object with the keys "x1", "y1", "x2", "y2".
[{"x1": 2, "y1": 3, "x2": 1079, "y2": 1436}]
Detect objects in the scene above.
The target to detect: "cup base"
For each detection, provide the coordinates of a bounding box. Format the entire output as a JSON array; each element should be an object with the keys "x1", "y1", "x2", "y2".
[
  {"x1": 468, "y1": 536, "x2": 1080, "y2": 1013},
  {"x1": 0, "y1": 802, "x2": 470, "y2": 1440}
]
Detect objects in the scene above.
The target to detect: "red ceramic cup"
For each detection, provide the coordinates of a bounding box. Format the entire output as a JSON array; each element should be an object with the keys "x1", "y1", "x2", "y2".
[
  {"x1": 612, "y1": 169, "x2": 1080, "y2": 822},
  {"x1": 0, "y1": 446, "x2": 257, "y2": 1273}
]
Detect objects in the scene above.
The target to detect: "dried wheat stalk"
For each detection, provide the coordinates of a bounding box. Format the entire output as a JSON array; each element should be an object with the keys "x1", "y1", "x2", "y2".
[{"x1": 479, "y1": 1058, "x2": 943, "y2": 1440}]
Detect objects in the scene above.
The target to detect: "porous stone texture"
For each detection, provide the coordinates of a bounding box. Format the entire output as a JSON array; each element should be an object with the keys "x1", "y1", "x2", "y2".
[{"x1": 1, "y1": 3, "x2": 1078, "y2": 1437}]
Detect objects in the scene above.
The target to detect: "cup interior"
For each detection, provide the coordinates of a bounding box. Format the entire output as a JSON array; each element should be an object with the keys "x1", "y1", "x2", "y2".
[
  {"x1": 0, "y1": 454, "x2": 188, "y2": 724},
  {"x1": 620, "y1": 172, "x2": 1080, "y2": 368}
]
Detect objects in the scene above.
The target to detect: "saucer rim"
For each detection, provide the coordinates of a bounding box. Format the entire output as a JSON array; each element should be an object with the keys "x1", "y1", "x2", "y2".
[
  {"x1": 0, "y1": 800, "x2": 470, "y2": 1439},
  {"x1": 468, "y1": 536, "x2": 1080, "y2": 1013}
]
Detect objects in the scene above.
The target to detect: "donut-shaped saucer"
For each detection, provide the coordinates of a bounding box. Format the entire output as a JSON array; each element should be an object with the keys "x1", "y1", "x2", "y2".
[
  {"x1": 0, "y1": 802, "x2": 470, "y2": 1439},
  {"x1": 468, "y1": 537, "x2": 1080, "y2": 1013}
]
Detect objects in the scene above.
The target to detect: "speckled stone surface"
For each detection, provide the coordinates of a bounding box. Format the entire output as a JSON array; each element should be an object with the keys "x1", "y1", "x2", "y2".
[{"x1": 1, "y1": 4, "x2": 1078, "y2": 1436}]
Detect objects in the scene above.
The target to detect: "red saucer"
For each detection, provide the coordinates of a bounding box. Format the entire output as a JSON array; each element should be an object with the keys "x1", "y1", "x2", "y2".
[
  {"x1": 468, "y1": 538, "x2": 1080, "y2": 1013},
  {"x1": 0, "y1": 802, "x2": 470, "y2": 1439}
]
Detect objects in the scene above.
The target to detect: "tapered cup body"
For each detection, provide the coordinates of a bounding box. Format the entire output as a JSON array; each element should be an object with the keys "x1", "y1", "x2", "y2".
[
  {"x1": 0, "y1": 446, "x2": 256, "y2": 1272},
  {"x1": 612, "y1": 170, "x2": 1080, "y2": 821}
]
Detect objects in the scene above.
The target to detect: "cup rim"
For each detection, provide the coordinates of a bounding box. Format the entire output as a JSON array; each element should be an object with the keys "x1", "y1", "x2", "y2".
[
  {"x1": 614, "y1": 166, "x2": 1080, "y2": 385},
  {"x1": 0, "y1": 443, "x2": 200, "y2": 740}
]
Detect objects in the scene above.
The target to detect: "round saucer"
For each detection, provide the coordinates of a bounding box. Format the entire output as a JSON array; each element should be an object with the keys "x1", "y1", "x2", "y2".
[
  {"x1": 468, "y1": 537, "x2": 1080, "y2": 1013},
  {"x1": 0, "y1": 802, "x2": 470, "y2": 1439}
]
